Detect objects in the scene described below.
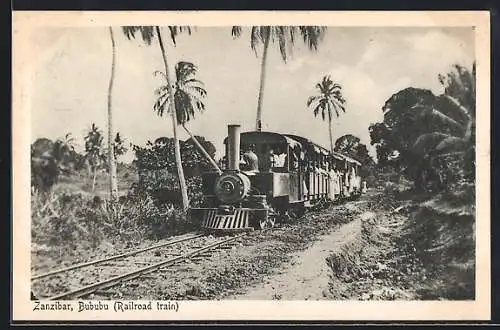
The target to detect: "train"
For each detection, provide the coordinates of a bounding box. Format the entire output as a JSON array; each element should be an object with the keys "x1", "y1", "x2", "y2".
[{"x1": 188, "y1": 124, "x2": 366, "y2": 232}]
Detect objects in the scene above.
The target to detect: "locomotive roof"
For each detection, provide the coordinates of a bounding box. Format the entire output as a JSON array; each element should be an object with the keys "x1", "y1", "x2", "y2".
[{"x1": 223, "y1": 131, "x2": 303, "y2": 149}]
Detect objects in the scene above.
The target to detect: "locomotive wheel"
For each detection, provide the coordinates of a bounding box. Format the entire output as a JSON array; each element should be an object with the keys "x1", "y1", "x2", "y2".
[
  {"x1": 282, "y1": 212, "x2": 291, "y2": 223},
  {"x1": 258, "y1": 214, "x2": 276, "y2": 229},
  {"x1": 289, "y1": 204, "x2": 305, "y2": 220}
]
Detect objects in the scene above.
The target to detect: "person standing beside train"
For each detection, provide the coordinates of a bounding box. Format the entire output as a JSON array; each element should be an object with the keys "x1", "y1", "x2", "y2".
[
  {"x1": 343, "y1": 167, "x2": 350, "y2": 197},
  {"x1": 327, "y1": 162, "x2": 336, "y2": 200}
]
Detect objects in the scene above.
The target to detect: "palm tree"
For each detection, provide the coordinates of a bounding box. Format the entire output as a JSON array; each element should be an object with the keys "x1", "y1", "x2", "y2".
[
  {"x1": 153, "y1": 61, "x2": 222, "y2": 174},
  {"x1": 107, "y1": 26, "x2": 118, "y2": 203},
  {"x1": 307, "y1": 75, "x2": 346, "y2": 152},
  {"x1": 84, "y1": 123, "x2": 106, "y2": 192},
  {"x1": 122, "y1": 26, "x2": 192, "y2": 211},
  {"x1": 412, "y1": 63, "x2": 475, "y2": 173},
  {"x1": 231, "y1": 26, "x2": 327, "y2": 131}
]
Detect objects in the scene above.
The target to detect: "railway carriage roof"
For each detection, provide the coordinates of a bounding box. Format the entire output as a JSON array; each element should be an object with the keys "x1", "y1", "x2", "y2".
[
  {"x1": 284, "y1": 134, "x2": 330, "y2": 155},
  {"x1": 222, "y1": 130, "x2": 362, "y2": 166},
  {"x1": 285, "y1": 134, "x2": 362, "y2": 166}
]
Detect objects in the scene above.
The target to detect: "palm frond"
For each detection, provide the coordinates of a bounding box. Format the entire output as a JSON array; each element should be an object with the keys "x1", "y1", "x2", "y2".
[
  {"x1": 250, "y1": 26, "x2": 267, "y2": 54},
  {"x1": 231, "y1": 26, "x2": 242, "y2": 38},
  {"x1": 153, "y1": 95, "x2": 170, "y2": 117},
  {"x1": 183, "y1": 85, "x2": 207, "y2": 99},
  {"x1": 307, "y1": 95, "x2": 320, "y2": 107},
  {"x1": 434, "y1": 136, "x2": 467, "y2": 153},
  {"x1": 313, "y1": 104, "x2": 322, "y2": 118},
  {"x1": 441, "y1": 94, "x2": 472, "y2": 120},
  {"x1": 298, "y1": 26, "x2": 327, "y2": 51},
  {"x1": 195, "y1": 100, "x2": 205, "y2": 112},
  {"x1": 412, "y1": 132, "x2": 450, "y2": 156},
  {"x1": 183, "y1": 78, "x2": 206, "y2": 89},
  {"x1": 333, "y1": 99, "x2": 346, "y2": 113},
  {"x1": 168, "y1": 26, "x2": 192, "y2": 46},
  {"x1": 421, "y1": 107, "x2": 466, "y2": 136},
  {"x1": 154, "y1": 85, "x2": 168, "y2": 97},
  {"x1": 276, "y1": 26, "x2": 289, "y2": 62},
  {"x1": 122, "y1": 26, "x2": 155, "y2": 45}
]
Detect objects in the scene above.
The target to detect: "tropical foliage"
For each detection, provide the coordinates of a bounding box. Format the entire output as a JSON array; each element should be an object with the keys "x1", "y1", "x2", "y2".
[
  {"x1": 132, "y1": 135, "x2": 215, "y2": 207},
  {"x1": 153, "y1": 61, "x2": 207, "y2": 125},
  {"x1": 334, "y1": 134, "x2": 376, "y2": 183},
  {"x1": 334, "y1": 135, "x2": 373, "y2": 165},
  {"x1": 112, "y1": 133, "x2": 128, "y2": 161},
  {"x1": 307, "y1": 75, "x2": 346, "y2": 152},
  {"x1": 369, "y1": 63, "x2": 475, "y2": 191}
]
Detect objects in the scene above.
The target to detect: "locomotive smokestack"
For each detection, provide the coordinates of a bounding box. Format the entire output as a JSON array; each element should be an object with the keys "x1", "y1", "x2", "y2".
[{"x1": 227, "y1": 124, "x2": 241, "y2": 170}]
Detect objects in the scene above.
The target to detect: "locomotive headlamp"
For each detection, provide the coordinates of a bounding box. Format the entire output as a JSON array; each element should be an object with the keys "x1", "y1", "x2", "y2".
[{"x1": 222, "y1": 181, "x2": 235, "y2": 193}]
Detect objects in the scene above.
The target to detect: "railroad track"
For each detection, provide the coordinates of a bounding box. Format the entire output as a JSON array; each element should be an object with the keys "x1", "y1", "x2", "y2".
[{"x1": 31, "y1": 232, "x2": 248, "y2": 300}]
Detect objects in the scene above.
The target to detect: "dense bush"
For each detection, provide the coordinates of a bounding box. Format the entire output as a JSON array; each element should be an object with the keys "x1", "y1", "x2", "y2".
[
  {"x1": 369, "y1": 64, "x2": 475, "y2": 193},
  {"x1": 31, "y1": 190, "x2": 196, "y2": 254}
]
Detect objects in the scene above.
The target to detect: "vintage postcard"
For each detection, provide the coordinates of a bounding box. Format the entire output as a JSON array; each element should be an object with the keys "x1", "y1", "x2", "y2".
[{"x1": 12, "y1": 11, "x2": 491, "y2": 321}]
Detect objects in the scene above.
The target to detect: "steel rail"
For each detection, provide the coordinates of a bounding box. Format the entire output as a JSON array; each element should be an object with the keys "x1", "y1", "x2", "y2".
[
  {"x1": 47, "y1": 233, "x2": 247, "y2": 300},
  {"x1": 32, "y1": 233, "x2": 205, "y2": 280}
]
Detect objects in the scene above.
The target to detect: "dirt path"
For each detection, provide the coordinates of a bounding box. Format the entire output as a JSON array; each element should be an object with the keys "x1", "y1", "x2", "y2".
[{"x1": 229, "y1": 206, "x2": 374, "y2": 300}]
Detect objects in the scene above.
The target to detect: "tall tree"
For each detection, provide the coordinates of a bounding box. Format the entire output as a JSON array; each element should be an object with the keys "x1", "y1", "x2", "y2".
[
  {"x1": 334, "y1": 134, "x2": 361, "y2": 157},
  {"x1": 123, "y1": 26, "x2": 192, "y2": 210},
  {"x1": 84, "y1": 123, "x2": 107, "y2": 192},
  {"x1": 107, "y1": 26, "x2": 118, "y2": 202},
  {"x1": 412, "y1": 63, "x2": 476, "y2": 181},
  {"x1": 153, "y1": 61, "x2": 221, "y2": 174},
  {"x1": 231, "y1": 26, "x2": 327, "y2": 131},
  {"x1": 307, "y1": 75, "x2": 346, "y2": 152},
  {"x1": 369, "y1": 63, "x2": 476, "y2": 190},
  {"x1": 334, "y1": 134, "x2": 375, "y2": 178},
  {"x1": 53, "y1": 133, "x2": 76, "y2": 174}
]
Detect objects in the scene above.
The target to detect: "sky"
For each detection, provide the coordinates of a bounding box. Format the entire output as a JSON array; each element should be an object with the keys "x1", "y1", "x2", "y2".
[{"x1": 30, "y1": 26, "x2": 475, "y2": 163}]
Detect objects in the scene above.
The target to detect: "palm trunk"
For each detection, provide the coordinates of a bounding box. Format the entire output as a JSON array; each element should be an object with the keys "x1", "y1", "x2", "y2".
[
  {"x1": 107, "y1": 26, "x2": 118, "y2": 203},
  {"x1": 92, "y1": 169, "x2": 97, "y2": 192},
  {"x1": 328, "y1": 119, "x2": 334, "y2": 153},
  {"x1": 255, "y1": 28, "x2": 270, "y2": 132},
  {"x1": 182, "y1": 124, "x2": 222, "y2": 175},
  {"x1": 156, "y1": 26, "x2": 189, "y2": 211}
]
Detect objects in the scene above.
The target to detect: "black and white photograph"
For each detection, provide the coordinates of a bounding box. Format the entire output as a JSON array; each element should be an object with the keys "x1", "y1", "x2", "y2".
[{"x1": 12, "y1": 11, "x2": 490, "y2": 321}]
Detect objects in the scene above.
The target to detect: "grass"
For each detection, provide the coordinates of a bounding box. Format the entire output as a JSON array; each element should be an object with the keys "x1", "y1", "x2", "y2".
[{"x1": 31, "y1": 164, "x2": 196, "y2": 271}]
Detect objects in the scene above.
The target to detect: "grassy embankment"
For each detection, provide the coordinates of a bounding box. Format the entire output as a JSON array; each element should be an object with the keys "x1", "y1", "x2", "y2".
[{"x1": 327, "y1": 179, "x2": 475, "y2": 300}]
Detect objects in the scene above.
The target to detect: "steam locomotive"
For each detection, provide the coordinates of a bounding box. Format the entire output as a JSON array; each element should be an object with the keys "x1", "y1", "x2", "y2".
[{"x1": 188, "y1": 124, "x2": 365, "y2": 232}]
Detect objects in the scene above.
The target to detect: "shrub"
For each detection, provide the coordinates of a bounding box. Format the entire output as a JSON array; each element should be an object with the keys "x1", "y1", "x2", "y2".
[{"x1": 31, "y1": 189, "x2": 195, "y2": 256}]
